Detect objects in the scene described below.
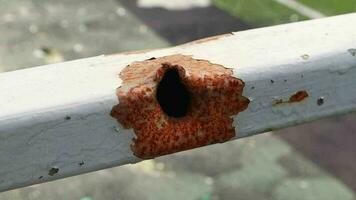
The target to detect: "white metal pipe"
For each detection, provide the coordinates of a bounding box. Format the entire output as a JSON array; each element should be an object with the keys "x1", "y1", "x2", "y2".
[{"x1": 0, "y1": 13, "x2": 356, "y2": 192}]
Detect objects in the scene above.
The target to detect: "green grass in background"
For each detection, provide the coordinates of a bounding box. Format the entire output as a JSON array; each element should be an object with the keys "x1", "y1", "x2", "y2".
[
  {"x1": 213, "y1": 0, "x2": 308, "y2": 27},
  {"x1": 298, "y1": 0, "x2": 356, "y2": 16}
]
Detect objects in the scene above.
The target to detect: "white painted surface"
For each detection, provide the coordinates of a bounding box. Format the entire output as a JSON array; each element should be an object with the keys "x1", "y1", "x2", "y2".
[
  {"x1": 274, "y1": 0, "x2": 325, "y2": 18},
  {"x1": 137, "y1": 0, "x2": 211, "y2": 10},
  {"x1": 1, "y1": 13, "x2": 356, "y2": 192}
]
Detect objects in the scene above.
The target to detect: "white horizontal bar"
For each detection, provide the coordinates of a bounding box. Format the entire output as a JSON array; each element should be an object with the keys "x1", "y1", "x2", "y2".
[{"x1": 1, "y1": 13, "x2": 356, "y2": 192}]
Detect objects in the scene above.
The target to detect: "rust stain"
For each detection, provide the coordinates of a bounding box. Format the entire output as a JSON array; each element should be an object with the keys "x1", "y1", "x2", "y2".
[
  {"x1": 289, "y1": 90, "x2": 309, "y2": 103},
  {"x1": 110, "y1": 54, "x2": 249, "y2": 159},
  {"x1": 273, "y1": 90, "x2": 309, "y2": 106}
]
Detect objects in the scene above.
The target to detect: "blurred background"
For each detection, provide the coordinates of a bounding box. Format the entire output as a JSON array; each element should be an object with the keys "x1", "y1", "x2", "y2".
[{"x1": 1, "y1": 0, "x2": 356, "y2": 199}]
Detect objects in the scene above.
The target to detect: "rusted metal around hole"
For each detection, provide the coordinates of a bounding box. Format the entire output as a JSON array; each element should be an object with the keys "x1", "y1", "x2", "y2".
[{"x1": 110, "y1": 54, "x2": 249, "y2": 159}]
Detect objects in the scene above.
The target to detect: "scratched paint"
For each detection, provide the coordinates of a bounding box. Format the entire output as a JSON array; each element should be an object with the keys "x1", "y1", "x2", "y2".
[
  {"x1": 192, "y1": 33, "x2": 233, "y2": 44},
  {"x1": 110, "y1": 54, "x2": 249, "y2": 159}
]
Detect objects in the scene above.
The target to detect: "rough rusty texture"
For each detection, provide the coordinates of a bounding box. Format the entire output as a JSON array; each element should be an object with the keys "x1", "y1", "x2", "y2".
[
  {"x1": 110, "y1": 54, "x2": 249, "y2": 159},
  {"x1": 289, "y1": 90, "x2": 309, "y2": 103},
  {"x1": 273, "y1": 90, "x2": 309, "y2": 106}
]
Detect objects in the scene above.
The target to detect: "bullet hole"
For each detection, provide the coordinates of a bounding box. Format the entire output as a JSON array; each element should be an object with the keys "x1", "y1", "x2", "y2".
[
  {"x1": 156, "y1": 68, "x2": 191, "y2": 118},
  {"x1": 110, "y1": 55, "x2": 250, "y2": 158},
  {"x1": 284, "y1": 79, "x2": 287, "y2": 82},
  {"x1": 301, "y1": 74, "x2": 304, "y2": 78},
  {"x1": 270, "y1": 80, "x2": 274, "y2": 84},
  {"x1": 48, "y1": 167, "x2": 59, "y2": 176},
  {"x1": 317, "y1": 97, "x2": 324, "y2": 106},
  {"x1": 79, "y1": 161, "x2": 85, "y2": 166},
  {"x1": 65, "y1": 116, "x2": 71, "y2": 120},
  {"x1": 251, "y1": 86, "x2": 255, "y2": 90}
]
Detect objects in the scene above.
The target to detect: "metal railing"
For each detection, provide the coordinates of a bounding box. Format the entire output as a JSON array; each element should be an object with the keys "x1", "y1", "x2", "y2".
[{"x1": 0, "y1": 13, "x2": 356, "y2": 192}]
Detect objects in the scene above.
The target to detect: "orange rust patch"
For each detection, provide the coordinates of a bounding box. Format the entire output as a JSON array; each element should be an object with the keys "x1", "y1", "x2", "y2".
[
  {"x1": 110, "y1": 54, "x2": 249, "y2": 159},
  {"x1": 273, "y1": 90, "x2": 309, "y2": 106},
  {"x1": 289, "y1": 90, "x2": 309, "y2": 103}
]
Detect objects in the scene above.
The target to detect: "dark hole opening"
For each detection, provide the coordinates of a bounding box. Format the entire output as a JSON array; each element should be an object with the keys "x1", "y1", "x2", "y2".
[
  {"x1": 156, "y1": 68, "x2": 191, "y2": 118},
  {"x1": 48, "y1": 167, "x2": 59, "y2": 176}
]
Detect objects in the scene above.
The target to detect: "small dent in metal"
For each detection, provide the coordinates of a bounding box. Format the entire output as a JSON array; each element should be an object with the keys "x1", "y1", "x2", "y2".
[
  {"x1": 317, "y1": 97, "x2": 324, "y2": 106},
  {"x1": 113, "y1": 126, "x2": 121, "y2": 133},
  {"x1": 48, "y1": 167, "x2": 59, "y2": 176},
  {"x1": 348, "y1": 49, "x2": 356, "y2": 56},
  {"x1": 301, "y1": 54, "x2": 309, "y2": 60}
]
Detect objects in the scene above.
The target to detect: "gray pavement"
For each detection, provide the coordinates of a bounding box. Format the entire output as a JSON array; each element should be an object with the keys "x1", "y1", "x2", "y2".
[
  {"x1": 119, "y1": 0, "x2": 249, "y2": 45},
  {"x1": 0, "y1": 0, "x2": 167, "y2": 72},
  {"x1": 1, "y1": 0, "x2": 356, "y2": 200}
]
